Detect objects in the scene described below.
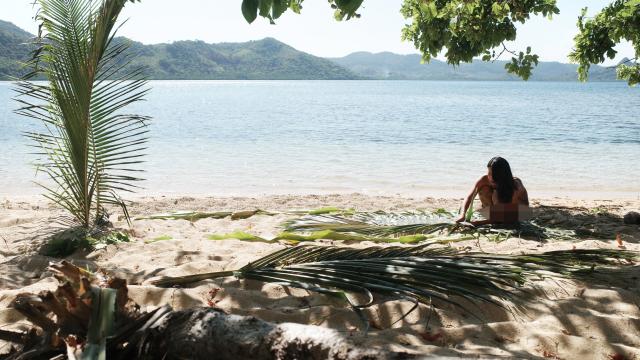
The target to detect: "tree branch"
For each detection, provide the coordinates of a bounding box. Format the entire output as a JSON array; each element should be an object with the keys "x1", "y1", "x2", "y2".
[{"x1": 492, "y1": 42, "x2": 518, "y2": 62}]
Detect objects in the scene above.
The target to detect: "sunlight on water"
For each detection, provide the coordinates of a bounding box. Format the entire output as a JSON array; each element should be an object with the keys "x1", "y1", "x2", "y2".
[{"x1": 1, "y1": 80, "x2": 638, "y2": 198}]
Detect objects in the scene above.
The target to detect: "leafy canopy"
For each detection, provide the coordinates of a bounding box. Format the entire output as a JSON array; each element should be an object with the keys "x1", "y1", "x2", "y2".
[
  {"x1": 242, "y1": 0, "x2": 639, "y2": 84},
  {"x1": 570, "y1": 0, "x2": 640, "y2": 85}
]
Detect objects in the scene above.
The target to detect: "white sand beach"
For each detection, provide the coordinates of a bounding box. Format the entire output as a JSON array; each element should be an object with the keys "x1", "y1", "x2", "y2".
[{"x1": 1, "y1": 194, "x2": 638, "y2": 359}]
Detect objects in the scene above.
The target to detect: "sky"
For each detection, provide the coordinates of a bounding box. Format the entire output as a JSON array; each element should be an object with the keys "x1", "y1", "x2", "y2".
[{"x1": 1, "y1": 0, "x2": 635, "y2": 63}]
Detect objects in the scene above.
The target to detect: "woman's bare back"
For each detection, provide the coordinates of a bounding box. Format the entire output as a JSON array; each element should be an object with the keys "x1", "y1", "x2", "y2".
[{"x1": 476, "y1": 175, "x2": 528, "y2": 207}]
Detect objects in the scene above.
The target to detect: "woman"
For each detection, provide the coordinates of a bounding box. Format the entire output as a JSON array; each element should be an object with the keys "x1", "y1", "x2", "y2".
[{"x1": 456, "y1": 156, "x2": 529, "y2": 224}]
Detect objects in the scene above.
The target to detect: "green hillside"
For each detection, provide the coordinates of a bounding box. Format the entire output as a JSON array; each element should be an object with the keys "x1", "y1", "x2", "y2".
[
  {"x1": 0, "y1": 20, "x2": 358, "y2": 80},
  {"x1": 0, "y1": 20, "x2": 622, "y2": 81},
  {"x1": 330, "y1": 51, "x2": 619, "y2": 81},
  {"x1": 119, "y1": 37, "x2": 358, "y2": 80},
  {"x1": 0, "y1": 20, "x2": 33, "y2": 79}
]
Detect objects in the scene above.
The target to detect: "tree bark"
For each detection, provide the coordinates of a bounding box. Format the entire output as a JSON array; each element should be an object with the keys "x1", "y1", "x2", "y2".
[{"x1": 134, "y1": 307, "x2": 403, "y2": 360}]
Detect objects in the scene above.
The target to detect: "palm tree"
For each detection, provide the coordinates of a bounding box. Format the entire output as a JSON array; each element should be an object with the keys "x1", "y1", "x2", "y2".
[{"x1": 14, "y1": 0, "x2": 147, "y2": 231}]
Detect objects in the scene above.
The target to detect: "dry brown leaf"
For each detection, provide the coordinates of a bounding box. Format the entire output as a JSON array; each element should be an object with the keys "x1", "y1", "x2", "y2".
[
  {"x1": 420, "y1": 331, "x2": 443, "y2": 342},
  {"x1": 608, "y1": 353, "x2": 628, "y2": 360},
  {"x1": 616, "y1": 234, "x2": 625, "y2": 249}
]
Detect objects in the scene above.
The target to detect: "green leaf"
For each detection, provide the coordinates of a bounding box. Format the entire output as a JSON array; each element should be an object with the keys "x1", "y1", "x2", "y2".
[
  {"x1": 307, "y1": 206, "x2": 353, "y2": 215},
  {"x1": 428, "y1": 1, "x2": 438, "y2": 18},
  {"x1": 465, "y1": 194, "x2": 475, "y2": 222},
  {"x1": 259, "y1": 0, "x2": 272, "y2": 17},
  {"x1": 290, "y1": 0, "x2": 302, "y2": 14},
  {"x1": 82, "y1": 288, "x2": 116, "y2": 360},
  {"x1": 208, "y1": 231, "x2": 272, "y2": 242},
  {"x1": 491, "y1": 2, "x2": 502, "y2": 15},
  {"x1": 271, "y1": 0, "x2": 288, "y2": 19},
  {"x1": 242, "y1": 0, "x2": 259, "y2": 23},
  {"x1": 145, "y1": 234, "x2": 173, "y2": 243}
]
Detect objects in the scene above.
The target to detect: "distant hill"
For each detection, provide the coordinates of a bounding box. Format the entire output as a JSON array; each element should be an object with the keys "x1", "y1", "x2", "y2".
[
  {"x1": 330, "y1": 51, "x2": 619, "y2": 81},
  {"x1": 0, "y1": 20, "x2": 621, "y2": 81},
  {"x1": 0, "y1": 20, "x2": 33, "y2": 79},
  {"x1": 0, "y1": 20, "x2": 358, "y2": 80},
  {"x1": 118, "y1": 37, "x2": 358, "y2": 80}
]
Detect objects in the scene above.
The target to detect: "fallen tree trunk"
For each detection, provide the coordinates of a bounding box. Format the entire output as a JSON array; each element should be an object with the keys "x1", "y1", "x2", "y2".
[
  {"x1": 2, "y1": 261, "x2": 403, "y2": 360},
  {"x1": 4, "y1": 306, "x2": 400, "y2": 360},
  {"x1": 131, "y1": 307, "x2": 399, "y2": 360}
]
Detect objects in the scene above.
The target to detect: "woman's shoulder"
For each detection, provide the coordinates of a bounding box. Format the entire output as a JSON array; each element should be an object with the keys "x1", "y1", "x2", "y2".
[{"x1": 476, "y1": 175, "x2": 492, "y2": 188}]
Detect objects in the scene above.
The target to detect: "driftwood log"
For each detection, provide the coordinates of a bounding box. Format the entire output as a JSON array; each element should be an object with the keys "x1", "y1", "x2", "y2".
[
  {"x1": 132, "y1": 307, "x2": 398, "y2": 360},
  {"x1": 1, "y1": 261, "x2": 403, "y2": 360}
]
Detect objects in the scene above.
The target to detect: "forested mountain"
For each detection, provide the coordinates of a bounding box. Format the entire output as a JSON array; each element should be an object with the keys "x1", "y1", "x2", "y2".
[
  {"x1": 0, "y1": 20, "x2": 620, "y2": 81},
  {"x1": 0, "y1": 20, "x2": 33, "y2": 79},
  {"x1": 118, "y1": 37, "x2": 359, "y2": 80},
  {"x1": 330, "y1": 51, "x2": 618, "y2": 81},
  {"x1": 0, "y1": 21, "x2": 358, "y2": 80}
]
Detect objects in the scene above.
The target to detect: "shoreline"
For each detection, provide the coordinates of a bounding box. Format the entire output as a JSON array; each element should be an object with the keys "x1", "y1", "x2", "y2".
[{"x1": 2, "y1": 189, "x2": 639, "y2": 204}]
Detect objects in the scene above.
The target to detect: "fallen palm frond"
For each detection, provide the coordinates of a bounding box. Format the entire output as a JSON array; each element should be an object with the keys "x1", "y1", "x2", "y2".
[
  {"x1": 134, "y1": 207, "x2": 350, "y2": 222},
  {"x1": 285, "y1": 211, "x2": 470, "y2": 237},
  {"x1": 284, "y1": 210, "x2": 619, "y2": 242},
  {"x1": 207, "y1": 230, "x2": 477, "y2": 244},
  {"x1": 134, "y1": 209, "x2": 276, "y2": 221},
  {"x1": 151, "y1": 244, "x2": 638, "y2": 322},
  {"x1": 288, "y1": 206, "x2": 356, "y2": 215},
  {"x1": 208, "y1": 231, "x2": 271, "y2": 242}
]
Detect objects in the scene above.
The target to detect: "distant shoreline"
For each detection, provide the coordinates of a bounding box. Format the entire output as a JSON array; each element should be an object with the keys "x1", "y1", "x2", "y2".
[
  {"x1": 2, "y1": 191, "x2": 639, "y2": 203},
  {"x1": 0, "y1": 79, "x2": 628, "y2": 83}
]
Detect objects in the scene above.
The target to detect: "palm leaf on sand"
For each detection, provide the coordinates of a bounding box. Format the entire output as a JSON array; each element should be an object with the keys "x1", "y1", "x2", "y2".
[
  {"x1": 285, "y1": 211, "x2": 585, "y2": 242},
  {"x1": 285, "y1": 211, "x2": 460, "y2": 237},
  {"x1": 152, "y1": 244, "x2": 637, "y2": 321}
]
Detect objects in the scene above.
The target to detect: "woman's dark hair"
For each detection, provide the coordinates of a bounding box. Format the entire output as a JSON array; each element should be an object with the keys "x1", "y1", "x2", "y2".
[{"x1": 487, "y1": 156, "x2": 514, "y2": 203}]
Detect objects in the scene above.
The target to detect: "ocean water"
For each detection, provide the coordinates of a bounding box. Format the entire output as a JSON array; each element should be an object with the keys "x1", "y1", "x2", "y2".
[{"x1": 1, "y1": 80, "x2": 638, "y2": 199}]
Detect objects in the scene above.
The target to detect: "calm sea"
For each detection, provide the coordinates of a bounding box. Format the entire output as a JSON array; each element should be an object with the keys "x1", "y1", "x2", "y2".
[{"x1": 1, "y1": 80, "x2": 638, "y2": 199}]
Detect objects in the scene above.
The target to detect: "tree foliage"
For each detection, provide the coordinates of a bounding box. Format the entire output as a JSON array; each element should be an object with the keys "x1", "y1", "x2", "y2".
[
  {"x1": 570, "y1": 0, "x2": 640, "y2": 85},
  {"x1": 242, "y1": 0, "x2": 639, "y2": 84},
  {"x1": 399, "y1": 0, "x2": 556, "y2": 80}
]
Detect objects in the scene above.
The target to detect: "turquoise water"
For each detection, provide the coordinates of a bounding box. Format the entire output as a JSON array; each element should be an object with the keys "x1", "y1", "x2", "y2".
[{"x1": 1, "y1": 80, "x2": 639, "y2": 198}]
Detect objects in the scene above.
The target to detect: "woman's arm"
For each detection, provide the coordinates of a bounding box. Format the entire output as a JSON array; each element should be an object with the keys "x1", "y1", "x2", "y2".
[
  {"x1": 516, "y1": 179, "x2": 529, "y2": 206},
  {"x1": 456, "y1": 177, "x2": 485, "y2": 223}
]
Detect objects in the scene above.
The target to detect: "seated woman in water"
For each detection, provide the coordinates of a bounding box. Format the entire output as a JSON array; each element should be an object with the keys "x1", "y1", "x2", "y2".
[{"x1": 456, "y1": 156, "x2": 530, "y2": 224}]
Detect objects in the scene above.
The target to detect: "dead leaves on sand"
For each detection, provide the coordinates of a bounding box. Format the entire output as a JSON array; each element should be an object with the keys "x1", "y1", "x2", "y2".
[
  {"x1": 134, "y1": 209, "x2": 274, "y2": 222},
  {"x1": 134, "y1": 206, "x2": 354, "y2": 222}
]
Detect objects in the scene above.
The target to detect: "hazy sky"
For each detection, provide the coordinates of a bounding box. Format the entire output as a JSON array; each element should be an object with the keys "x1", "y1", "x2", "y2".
[{"x1": 1, "y1": 0, "x2": 634, "y2": 63}]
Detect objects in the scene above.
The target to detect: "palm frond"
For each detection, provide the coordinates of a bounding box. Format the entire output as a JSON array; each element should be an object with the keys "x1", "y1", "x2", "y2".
[
  {"x1": 285, "y1": 210, "x2": 600, "y2": 242},
  {"x1": 285, "y1": 211, "x2": 462, "y2": 237},
  {"x1": 207, "y1": 230, "x2": 465, "y2": 244},
  {"x1": 152, "y1": 245, "x2": 638, "y2": 321},
  {"x1": 14, "y1": 0, "x2": 147, "y2": 229},
  {"x1": 135, "y1": 209, "x2": 275, "y2": 222}
]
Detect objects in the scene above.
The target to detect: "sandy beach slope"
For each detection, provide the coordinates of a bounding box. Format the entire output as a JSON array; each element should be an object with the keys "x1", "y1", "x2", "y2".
[{"x1": 0, "y1": 194, "x2": 638, "y2": 359}]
